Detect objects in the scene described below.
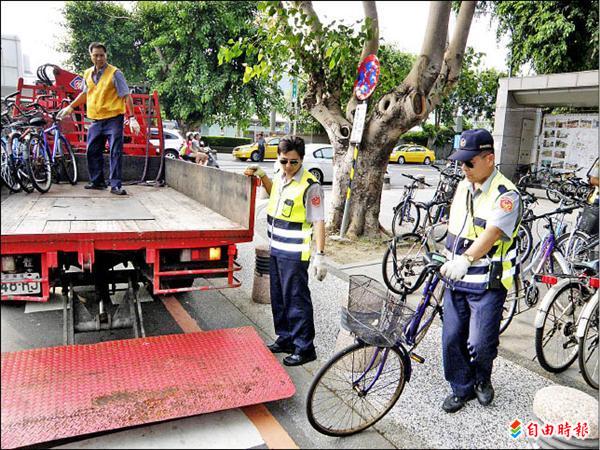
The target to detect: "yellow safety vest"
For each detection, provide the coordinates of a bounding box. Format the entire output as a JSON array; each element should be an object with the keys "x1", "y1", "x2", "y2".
[
  {"x1": 84, "y1": 64, "x2": 126, "y2": 120},
  {"x1": 445, "y1": 171, "x2": 521, "y2": 292},
  {"x1": 266, "y1": 169, "x2": 318, "y2": 261}
]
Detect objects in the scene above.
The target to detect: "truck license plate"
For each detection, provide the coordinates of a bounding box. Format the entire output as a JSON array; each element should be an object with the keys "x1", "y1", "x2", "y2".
[{"x1": 1, "y1": 272, "x2": 41, "y2": 295}]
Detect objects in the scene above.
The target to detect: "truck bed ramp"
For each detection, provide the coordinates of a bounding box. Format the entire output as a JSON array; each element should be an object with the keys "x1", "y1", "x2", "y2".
[{"x1": 1, "y1": 327, "x2": 295, "y2": 448}]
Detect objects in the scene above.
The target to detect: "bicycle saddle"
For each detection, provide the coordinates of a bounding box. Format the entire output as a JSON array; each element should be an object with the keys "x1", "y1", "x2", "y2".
[{"x1": 29, "y1": 117, "x2": 46, "y2": 127}]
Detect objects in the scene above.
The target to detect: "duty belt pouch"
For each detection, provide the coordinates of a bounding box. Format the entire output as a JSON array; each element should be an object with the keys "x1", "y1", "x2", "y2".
[
  {"x1": 488, "y1": 261, "x2": 503, "y2": 289},
  {"x1": 281, "y1": 199, "x2": 294, "y2": 218}
]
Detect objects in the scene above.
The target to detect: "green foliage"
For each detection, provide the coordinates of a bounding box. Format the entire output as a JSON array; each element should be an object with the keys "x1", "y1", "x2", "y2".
[
  {"x1": 203, "y1": 136, "x2": 252, "y2": 148},
  {"x1": 219, "y1": 2, "x2": 371, "y2": 106},
  {"x1": 436, "y1": 47, "x2": 505, "y2": 126},
  {"x1": 476, "y1": 0, "x2": 599, "y2": 74},
  {"x1": 59, "y1": 1, "x2": 145, "y2": 83},
  {"x1": 398, "y1": 130, "x2": 428, "y2": 147},
  {"x1": 59, "y1": 1, "x2": 283, "y2": 129}
]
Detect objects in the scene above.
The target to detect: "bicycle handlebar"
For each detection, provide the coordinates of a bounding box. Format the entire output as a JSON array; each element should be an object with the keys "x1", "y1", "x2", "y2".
[{"x1": 402, "y1": 173, "x2": 433, "y2": 187}]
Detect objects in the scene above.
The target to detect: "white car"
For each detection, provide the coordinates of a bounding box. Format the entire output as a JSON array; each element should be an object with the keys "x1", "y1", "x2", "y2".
[
  {"x1": 150, "y1": 128, "x2": 185, "y2": 159},
  {"x1": 273, "y1": 143, "x2": 334, "y2": 183}
]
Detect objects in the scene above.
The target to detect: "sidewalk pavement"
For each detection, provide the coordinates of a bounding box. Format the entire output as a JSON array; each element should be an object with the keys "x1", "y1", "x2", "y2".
[{"x1": 206, "y1": 187, "x2": 596, "y2": 449}]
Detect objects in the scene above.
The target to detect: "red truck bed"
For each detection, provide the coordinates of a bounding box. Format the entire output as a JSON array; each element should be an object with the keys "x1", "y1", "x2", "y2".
[{"x1": 1, "y1": 159, "x2": 258, "y2": 301}]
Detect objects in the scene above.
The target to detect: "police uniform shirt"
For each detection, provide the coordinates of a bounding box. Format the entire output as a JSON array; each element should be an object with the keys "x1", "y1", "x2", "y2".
[
  {"x1": 276, "y1": 166, "x2": 325, "y2": 223},
  {"x1": 82, "y1": 64, "x2": 130, "y2": 98},
  {"x1": 467, "y1": 169, "x2": 521, "y2": 241}
]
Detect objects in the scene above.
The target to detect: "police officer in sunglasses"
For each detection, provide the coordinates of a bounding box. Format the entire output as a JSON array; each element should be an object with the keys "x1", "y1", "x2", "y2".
[
  {"x1": 439, "y1": 129, "x2": 522, "y2": 413},
  {"x1": 244, "y1": 136, "x2": 326, "y2": 366}
]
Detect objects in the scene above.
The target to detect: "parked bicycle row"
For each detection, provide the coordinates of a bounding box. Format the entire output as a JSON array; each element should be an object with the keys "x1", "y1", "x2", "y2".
[
  {"x1": 1, "y1": 91, "x2": 78, "y2": 194},
  {"x1": 515, "y1": 161, "x2": 596, "y2": 205}
]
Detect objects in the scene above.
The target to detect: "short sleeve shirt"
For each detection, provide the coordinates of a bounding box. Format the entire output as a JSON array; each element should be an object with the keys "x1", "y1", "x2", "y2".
[
  {"x1": 277, "y1": 167, "x2": 325, "y2": 224},
  {"x1": 469, "y1": 170, "x2": 521, "y2": 241},
  {"x1": 82, "y1": 64, "x2": 130, "y2": 98}
]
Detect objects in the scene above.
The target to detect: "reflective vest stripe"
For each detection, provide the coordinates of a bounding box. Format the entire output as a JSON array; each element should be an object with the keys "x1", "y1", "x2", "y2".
[
  {"x1": 267, "y1": 215, "x2": 304, "y2": 231},
  {"x1": 270, "y1": 239, "x2": 311, "y2": 253},
  {"x1": 267, "y1": 230, "x2": 306, "y2": 244},
  {"x1": 267, "y1": 226, "x2": 312, "y2": 240}
]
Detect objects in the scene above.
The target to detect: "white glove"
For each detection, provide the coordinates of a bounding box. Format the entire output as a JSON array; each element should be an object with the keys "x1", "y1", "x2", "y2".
[
  {"x1": 129, "y1": 116, "x2": 141, "y2": 135},
  {"x1": 440, "y1": 254, "x2": 471, "y2": 281},
  {"x1": 244, "y1": 164, "x2": 266, "y2": 178},
  {"x1": 312, "y1": 253, "x2": 327, "y2": 281},
  {"x1": 56, "y1": 106, "x2": 73, "y2": 120}
]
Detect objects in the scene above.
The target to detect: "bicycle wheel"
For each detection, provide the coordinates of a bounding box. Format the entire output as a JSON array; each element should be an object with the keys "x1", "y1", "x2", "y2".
[
  {"x1": 8, "y1": 132, "x2": 33, "y2": 193},
  {"x1": 57, "y1": 135, "x2": 78, "y2": 184},
  {"x1": 391, "y1": 200, "x2": 420, "y2": 236},
  {"x1": 556, "y1": 231, "x2": 596, "y2": 267},
  {"x1": 431, "y1": 203, "x2": 449, "y2": 243},
  {"x1": 500, "y1": 281, "x2": 519, "y2": 335},
  {"x1": 306, "y1": 342, "x2": 407, "y2": 437},
  {"x1": 516, "y1": 223, "x2": 533, "y2": 265},
  {"x1": 546, "y1": 181, "x2": 560, "y2": 203},
  {"x1": 1, "y1": 138, "x2": 20, "y2": 192},
  {"x1": 26, "y1": 134, "x2": 52, "y2": 193},
  {"x1": 578, "y1": 300, "x2": 598, "y2": 389},
  {"x1": 411, "y1": 276, "x2": 443, "y2": 346},
  {"x1": 535, "y1": 282, "x2": 587, "y2": 373},
  {"x1": 382, "y1": 233, "x2": 430, "y2": 295}
]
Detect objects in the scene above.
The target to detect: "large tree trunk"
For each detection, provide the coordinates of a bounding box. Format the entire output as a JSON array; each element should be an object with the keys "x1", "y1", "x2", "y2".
[{"x1": 291, "y1": 1, "x2": 476, "y2": 239}]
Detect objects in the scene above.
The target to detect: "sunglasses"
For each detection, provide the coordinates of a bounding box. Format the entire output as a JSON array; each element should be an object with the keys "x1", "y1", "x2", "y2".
[
  {"x1": 463, "y1": 152, "x2": 492, "y2": 169},
  {"x1": 279, "y1": 158, "x2": 300, "y2": 166}
]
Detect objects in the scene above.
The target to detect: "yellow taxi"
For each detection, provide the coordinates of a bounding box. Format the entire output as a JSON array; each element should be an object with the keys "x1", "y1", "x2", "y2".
[
  {"x1": 232, "y1": 137, "x2": 281, "y2": 161},
  {"x1": 389, "y1": 144, "x2": 435, "y2": 165}
]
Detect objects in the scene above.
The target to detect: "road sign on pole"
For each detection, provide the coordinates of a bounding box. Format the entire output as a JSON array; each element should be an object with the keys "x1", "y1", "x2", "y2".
[{"x1": 338, "y1": 55, "x2": 381, "y2": 238}]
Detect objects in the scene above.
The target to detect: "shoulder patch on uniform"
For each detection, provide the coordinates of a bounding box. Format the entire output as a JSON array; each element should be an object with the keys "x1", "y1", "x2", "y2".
[
  {"x1": 499, "y1": 196, "x2": 514, "y2": 212},
  {"x1": 311, "y1": 196, "x2": 321, "y2": 207}
]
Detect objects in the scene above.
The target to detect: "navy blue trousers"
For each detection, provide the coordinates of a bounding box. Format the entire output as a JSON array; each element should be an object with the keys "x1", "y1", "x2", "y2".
[
  {"x1": 86, "y1": 114, "x2": 124, "y2": 189},
  {"x1": 442, "y1": 286, "x2": 506, "y2": 397},
  {"x1": 269, "y1": 255, "x2": 315, "y2": 355}
]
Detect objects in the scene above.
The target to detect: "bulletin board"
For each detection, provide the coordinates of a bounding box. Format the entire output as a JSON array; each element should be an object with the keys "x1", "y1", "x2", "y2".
[{"x1": 538, "y1": 114, "x2": 598, "y2": 174}]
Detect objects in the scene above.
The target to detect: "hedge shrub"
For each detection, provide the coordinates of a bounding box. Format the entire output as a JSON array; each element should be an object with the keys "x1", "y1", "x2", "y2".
[{"x1": 202, "y1": 136, "x2": 252, "y2": 148}]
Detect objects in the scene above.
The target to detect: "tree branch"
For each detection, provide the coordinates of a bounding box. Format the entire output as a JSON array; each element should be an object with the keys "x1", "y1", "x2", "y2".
[
  {"x1": 403, "y1": 1, "x2": 451, "y2": 95},
  {"x1": 293, "y1": 1, "x2": 323, "y2": 37},
  {"x1": 346, "y1": 1, "x2": 380, "y2": 122},
  {"x1": 425, "y1": 1, "x2": 477, "y2": 114}
]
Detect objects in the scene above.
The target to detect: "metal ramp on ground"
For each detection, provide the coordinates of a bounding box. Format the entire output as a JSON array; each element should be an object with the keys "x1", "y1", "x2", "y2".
[{"x1": 1, "y1": 327, "x2": 295, "y2": 449}]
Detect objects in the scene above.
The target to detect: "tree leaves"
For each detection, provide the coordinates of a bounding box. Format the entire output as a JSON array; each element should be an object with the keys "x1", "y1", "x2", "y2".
[{"x1": 479, "y1": 0, "x2": 599, "y2": 74}]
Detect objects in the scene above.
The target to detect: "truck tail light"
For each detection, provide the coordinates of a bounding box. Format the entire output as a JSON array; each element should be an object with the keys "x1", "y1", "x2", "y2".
[{"x1": 180, "y1": 247, "x2": 223, "y2": 262}]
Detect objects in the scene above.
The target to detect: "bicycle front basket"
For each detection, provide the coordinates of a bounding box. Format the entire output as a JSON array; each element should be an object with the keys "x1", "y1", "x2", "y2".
[{"x1": 341, "y1": 275, "x2": 414, "y2": 347}]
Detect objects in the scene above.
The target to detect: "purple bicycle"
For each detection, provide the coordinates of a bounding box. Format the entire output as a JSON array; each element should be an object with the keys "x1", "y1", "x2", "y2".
[{"x1": 306, "y1": 253, "x2": 447, "y2": 436}]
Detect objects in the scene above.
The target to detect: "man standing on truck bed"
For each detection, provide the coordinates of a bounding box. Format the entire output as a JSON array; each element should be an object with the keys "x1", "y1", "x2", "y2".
[
  {"x1": 245, "y1": 136, "x2": 327, "y2": 366},
  {"x1": 57, "y1": 42, "x2": 140, "y2": 195}
]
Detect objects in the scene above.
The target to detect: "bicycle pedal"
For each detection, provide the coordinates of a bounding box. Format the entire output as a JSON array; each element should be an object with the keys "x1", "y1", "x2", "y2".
[{"x1": 410, "y1": 353, "x2": 425, "y2": 364}]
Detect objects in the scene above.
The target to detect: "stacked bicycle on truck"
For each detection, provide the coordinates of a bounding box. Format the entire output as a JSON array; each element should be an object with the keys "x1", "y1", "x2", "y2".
[{"x1": 1, "y1": 91, "x2": 78, "y2": 194}]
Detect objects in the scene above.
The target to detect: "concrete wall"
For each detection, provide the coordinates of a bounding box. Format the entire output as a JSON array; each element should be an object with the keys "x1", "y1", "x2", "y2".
[{"x1": 493, "y1": 78, "x2": 542, "y2": 180}]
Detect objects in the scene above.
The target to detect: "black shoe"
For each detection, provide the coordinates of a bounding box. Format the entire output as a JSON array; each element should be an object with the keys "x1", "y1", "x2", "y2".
[
  {"x1": 475, "y1": 381, "x2": 494, "y2": 406},
  {"x1": 283, "y1": 351, "x2": 317, "y2": 366},
  {"x1": 267, "y1": 342, "x2": 294, "y2": 354},
  {"x1": 84, "y1": 182, "x2": 107, "y2": 190},
  {"x1": 442, "y1": 392, "x2": 476, "y2": 413},
  {"x1": 110, "y1": 187, "x2": 127, "y2": 196}
]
